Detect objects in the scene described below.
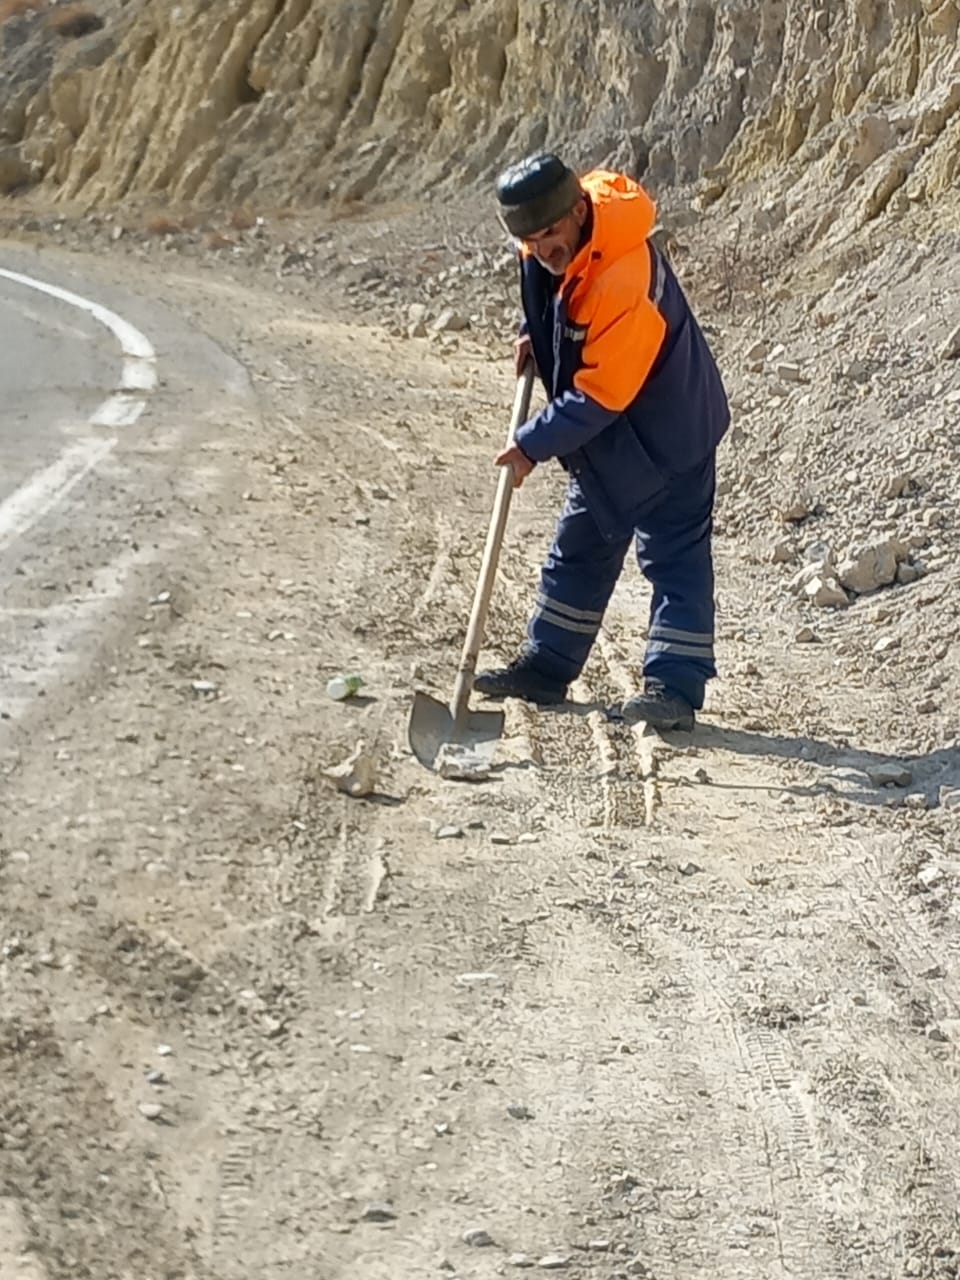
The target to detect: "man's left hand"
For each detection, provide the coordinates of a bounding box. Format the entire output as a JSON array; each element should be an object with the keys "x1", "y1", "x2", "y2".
[{"x1": 495, "y1": 443, "x2": 536, "y2": 488}]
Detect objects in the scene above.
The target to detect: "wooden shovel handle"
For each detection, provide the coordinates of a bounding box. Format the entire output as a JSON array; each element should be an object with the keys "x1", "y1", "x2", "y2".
[{"x1": 450, "y1": 361, "x2": 535, "y2": 723}]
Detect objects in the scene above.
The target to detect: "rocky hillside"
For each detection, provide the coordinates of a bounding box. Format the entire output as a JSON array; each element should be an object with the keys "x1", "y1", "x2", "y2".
[{"x1": 1, "y1": 0, "x2": 958, "y2": 252}]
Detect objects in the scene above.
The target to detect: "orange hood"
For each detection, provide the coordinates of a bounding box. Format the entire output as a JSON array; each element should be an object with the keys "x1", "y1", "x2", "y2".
[{"x1": 565, "y1": 169, "x2": 658, "y2": 294}]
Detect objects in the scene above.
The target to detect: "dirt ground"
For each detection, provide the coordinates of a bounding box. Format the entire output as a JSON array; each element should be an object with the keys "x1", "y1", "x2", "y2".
[{"x1": 2, "y1": 208, "x2": 960, "y2": 1280}]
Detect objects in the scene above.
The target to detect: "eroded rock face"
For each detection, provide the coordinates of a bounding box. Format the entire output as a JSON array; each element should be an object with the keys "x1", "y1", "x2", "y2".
[{"x1": 0, "y1": 0, "x2": 958, "y2": 247}]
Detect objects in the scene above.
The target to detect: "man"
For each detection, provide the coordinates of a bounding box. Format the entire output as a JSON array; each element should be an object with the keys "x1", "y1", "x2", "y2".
[{"x1": 474, "y1": 153, "x2": 729, "y2": 731}]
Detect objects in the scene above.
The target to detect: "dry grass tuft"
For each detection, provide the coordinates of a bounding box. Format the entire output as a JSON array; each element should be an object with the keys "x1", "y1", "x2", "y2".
[
  {"x1": 144, "y1": 215, "x2": 183, "y2": 237},
  {"x1": 229, "y1": 208, "x2": 257, "y2": 232}
]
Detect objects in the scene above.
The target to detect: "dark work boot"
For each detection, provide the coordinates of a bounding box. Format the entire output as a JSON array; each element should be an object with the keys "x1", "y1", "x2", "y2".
[
  {"x1": 474, "y1": 656, "x2": 568, "y2": 706},
  {"x1": 620, "y1": 680, "x2": 695, "y2": 731}
]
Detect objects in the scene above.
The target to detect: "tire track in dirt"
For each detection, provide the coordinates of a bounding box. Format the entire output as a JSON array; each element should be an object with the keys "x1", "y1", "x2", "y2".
[
  {"x1": 620, "y1": 695, "x2": 960, "y2": 1280},
  {"x1": 568, "y1": 920, "x2": 815, "y2": 1276},
  {"x1": 838, "y1": 845, "x2": 960, "y2": 1268},
  {"x1": 694, "y1": 952, "x2": 834, "y2": 1276},
  {"x1": 213, "y1": 1136, "x2": 260, "y2": 1276},
  {"x1": 506, "y1": 555, "x2": 860, "y2": 1273},
  {"x1": 848, "y1": 846, "x2": 960, "y2": 1002},
  {"x1": 576, "y1": 887, "x2": 841, "y2": 1277},
  {"x1": 488, "y1": 556, "x2": 839, "y2": 1274},
  {"x1": 620, "y1": 726, "x2": 879, "y2": 1275}
]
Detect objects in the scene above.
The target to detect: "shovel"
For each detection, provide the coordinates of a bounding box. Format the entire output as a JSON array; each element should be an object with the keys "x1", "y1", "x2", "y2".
[{"x1": 408, "y1": 361, "x2": 535, "y2": 775}]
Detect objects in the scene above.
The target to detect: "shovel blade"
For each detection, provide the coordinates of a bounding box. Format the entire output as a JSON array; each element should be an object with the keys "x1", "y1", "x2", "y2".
[{"x1": 408, "y1": 690, "x2": 505, "y2": 773}]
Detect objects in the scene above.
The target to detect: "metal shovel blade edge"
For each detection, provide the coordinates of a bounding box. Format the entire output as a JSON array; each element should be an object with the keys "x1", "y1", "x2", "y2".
[{"x1": 408, "y1": 690, "x2": 505, "y2": 772}]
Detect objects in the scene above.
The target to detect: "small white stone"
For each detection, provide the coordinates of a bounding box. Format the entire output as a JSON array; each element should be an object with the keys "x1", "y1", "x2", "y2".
[
  {"x1": 361, "y1": 1201, "x2": 397, "y2": 1223},
  {"x1": 463, "y1": 1227, "x2": 495, "y2": 1247},
  {"x1": 788, "y1": 563, "x2": 825, "y2": 594},
  {"x1": 918, "y1": 865, "x2": 945, "y2": 888},
  {"x1": 805, "y1": 576, "x2": 849, "y2": 609}
]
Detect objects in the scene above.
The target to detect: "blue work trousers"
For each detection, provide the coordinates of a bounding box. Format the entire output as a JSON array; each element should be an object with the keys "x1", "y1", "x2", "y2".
[{"x1": 526, "y1": 455, "x2": 717, "y2": 709}]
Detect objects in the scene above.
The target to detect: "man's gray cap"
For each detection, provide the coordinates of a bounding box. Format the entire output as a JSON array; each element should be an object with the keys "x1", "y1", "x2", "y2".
[{"x1": 496, "y1": 153, "x2": 582, "y2": 238}]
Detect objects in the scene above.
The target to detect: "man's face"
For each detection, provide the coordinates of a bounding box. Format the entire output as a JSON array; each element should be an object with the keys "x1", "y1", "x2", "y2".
[{"x1": 521, "y1": 197, "x2": 588, "y2": 276}]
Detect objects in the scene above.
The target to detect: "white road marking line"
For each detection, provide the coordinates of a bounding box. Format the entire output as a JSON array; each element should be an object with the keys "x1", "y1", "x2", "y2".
[
  {"x1": 0, "y1": 266, "x2": 157, "y2": 548},
  {"x1": 0, "y1": 438, "x2": 115, "y2": 552},
  {"x1": 0, "y1": 267, "x2": 156, "y2": 362},
  {"x1": 90, "y1": 393, "x2": 148, "y2": 428}
]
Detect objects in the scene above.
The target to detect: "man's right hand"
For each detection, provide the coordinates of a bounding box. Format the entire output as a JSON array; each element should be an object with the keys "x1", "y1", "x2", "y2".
[{"x1": 515, "y1": 334, "x2": 536, "y2": 376}]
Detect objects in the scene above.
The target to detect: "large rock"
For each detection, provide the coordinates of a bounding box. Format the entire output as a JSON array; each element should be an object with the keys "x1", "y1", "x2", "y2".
[{"x1": 836, "y1": 540, "x2": 901, "y2": 595}]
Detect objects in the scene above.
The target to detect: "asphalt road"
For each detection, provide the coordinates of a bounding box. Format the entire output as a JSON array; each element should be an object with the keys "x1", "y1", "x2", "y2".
[
  {"x1": 0, "y1": 277, "x2": 120, "y2": 506},
  {"x1": 0, "y1": 246, "x2": 251, "y2": 731}
]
